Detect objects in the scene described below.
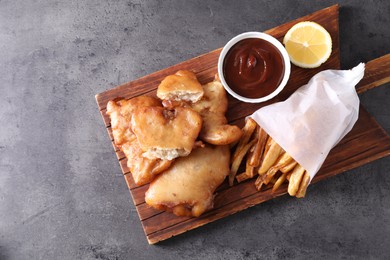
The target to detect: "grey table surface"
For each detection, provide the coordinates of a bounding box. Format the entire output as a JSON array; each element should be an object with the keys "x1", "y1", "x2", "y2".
[{"x1": 1, "y1": 0, "x2": 389, "y2": 259}]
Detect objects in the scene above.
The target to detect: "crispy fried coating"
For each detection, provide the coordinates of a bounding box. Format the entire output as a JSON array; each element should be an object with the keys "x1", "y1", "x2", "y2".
[
  {"x1": 131, "y1": 106, "x2": 202, "y2": 160},
  {"x1": 157, "y1": 70, "x2": 204, "y2": 102},
  {"x1": 107, "y1": 96, "x2": 161, "y2": 147},
  {"x1": 145, "y1": 145, "x2": 230, "y2": 217},
  {"x1": 191, "y1": 80, "x2": 242, "y2": 145},
  {"x1": 121, "y1": 140, "x2": 172, "y2": 186},
  {"x1": 160, "y1": 77, "x2": 243, "y2": 145},
  {"x1": 106, "y1": 97, "x2": 172, "y2": 186}
]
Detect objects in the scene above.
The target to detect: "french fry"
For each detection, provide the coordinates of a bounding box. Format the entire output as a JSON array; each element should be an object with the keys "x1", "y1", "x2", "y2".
[
  {"x1": 244, "y1": 165, "x2": 255, "y2": 180},
  {"x1": 258, "y1": 137, "x2": 283, "y2": 175},
  {"x1": 246, "y1": 146, "x2": 257, "y2": 168},
  {"x1": 237, "y1": 125, "x2": 312, "y2": 198},
  {"x1": 280, "y1": 160, "x2": 297, "y2": 174},
  {"x1": 229, "y1": 139, "x2": 256, "y2": 186},
  {"x1": 272, "y1": 172, "x2": 287, "y2": 192},
  {"x1": 249, "y1": 127, "x2": 268, "y2": 167},
  {"x1": 254, "y1": 135, "x2": 273, "y2": 171},
  {"x1": 255, "y1": 174, "x2": 266, "y2": 190},
  {"x1": 276, "y1": 153, "x2": 293, "y2": 166},
  {"x1": 245, "y1": 151, "x2": 256, "y2": 178},
  {"x1": 236, "y1": 172, "x2": 250, "y2": 183},
  {"x1": 287, "y1": 164, "x2": 305, "y2": 196},
  {"x1": 263, "y1": 153, "x2": 294, "y2": 184},
  {"x1": 296, "y1": 171, "x2": 311, "y2": 198},
  {"x1": 235, "y1": 153, "x2": 256, "y2": 183},
  {"x1": 232, "y1": 118, "x2": 257, "y2": 161},
  {"x1": 263, "y1": 167, "x2": 279, "y2": 185},
  {"x1": 262, "y1": 136, "x2": 274, "y2": 158}
]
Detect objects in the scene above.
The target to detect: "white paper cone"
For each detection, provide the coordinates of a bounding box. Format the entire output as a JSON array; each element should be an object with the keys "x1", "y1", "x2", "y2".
[{"x1": 250, "y1": 63, "x2": 365, "y2": 182}]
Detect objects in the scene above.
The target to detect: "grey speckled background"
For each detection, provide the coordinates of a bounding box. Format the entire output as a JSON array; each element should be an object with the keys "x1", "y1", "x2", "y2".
[{"x1": 1, "y1": 0, "x2": 389, "y2": 259}]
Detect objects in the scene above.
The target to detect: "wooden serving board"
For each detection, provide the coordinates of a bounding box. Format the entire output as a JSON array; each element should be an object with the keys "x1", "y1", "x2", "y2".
[{"x1": 95, "y1": 4, "x2": 390, "y2": 244}]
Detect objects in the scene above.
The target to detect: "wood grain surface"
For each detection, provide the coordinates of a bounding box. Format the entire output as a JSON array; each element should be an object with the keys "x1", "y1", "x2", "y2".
[{"x1": 95, "y1": 4, "x2": 390, "y2": 244}]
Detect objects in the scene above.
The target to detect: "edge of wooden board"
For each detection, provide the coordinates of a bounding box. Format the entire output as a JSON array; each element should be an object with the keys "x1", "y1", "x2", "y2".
[{"x1": 94, "y1": 4, "x2": 390, "y2": 245}]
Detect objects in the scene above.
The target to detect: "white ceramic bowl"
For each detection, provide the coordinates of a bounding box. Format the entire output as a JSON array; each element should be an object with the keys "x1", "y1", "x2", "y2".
[{"x1": 218, "y1": 32, "x2": 291, "y2": 103}]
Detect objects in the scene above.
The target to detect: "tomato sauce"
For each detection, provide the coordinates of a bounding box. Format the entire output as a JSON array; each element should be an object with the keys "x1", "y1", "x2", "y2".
[{"x1": 223, "y1": 38, "x2": 285, "y2": 98}]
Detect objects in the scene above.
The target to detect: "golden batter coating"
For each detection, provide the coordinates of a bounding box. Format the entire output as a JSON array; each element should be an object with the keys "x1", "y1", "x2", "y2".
[
  {"x1": 106, "y1": 97, "x2": 172, "y2": 186},
  {"x1": 121, "y1": 140, "x2": 173, "y2": 186},
  {"x1": 157, "y1": 70, "x2": 204, "y2": 103},
  {"x1": 145, "y1": 145, "x2": 230, "y2": 217},
  {"x1": 191, "y1": 80, "x2": 242, "y2": 145},
  {"x1": 131, "y1": 106, "x2": 202, "y2": 160}
]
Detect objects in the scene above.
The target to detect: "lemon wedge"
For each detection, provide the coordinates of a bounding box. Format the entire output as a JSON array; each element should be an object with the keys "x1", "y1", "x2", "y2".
[{"x1": 283, "y1": 21, "x2": 332, "y2": 68}]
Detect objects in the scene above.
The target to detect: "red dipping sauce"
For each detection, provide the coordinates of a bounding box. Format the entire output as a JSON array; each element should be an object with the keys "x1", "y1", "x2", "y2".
[{"x1": 223, "y1": 38, "x2": 285, "y2": 99}]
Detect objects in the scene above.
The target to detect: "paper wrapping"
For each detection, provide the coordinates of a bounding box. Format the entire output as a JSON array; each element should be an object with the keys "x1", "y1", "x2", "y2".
[{"x1": 250, "y1": 64, "x2": 365, "y2": 182}]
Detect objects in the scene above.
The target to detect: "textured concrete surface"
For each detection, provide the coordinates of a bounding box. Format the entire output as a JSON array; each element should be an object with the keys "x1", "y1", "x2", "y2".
[{"x1": 0, "y1": 0, "x2": 389, "y2": 259}]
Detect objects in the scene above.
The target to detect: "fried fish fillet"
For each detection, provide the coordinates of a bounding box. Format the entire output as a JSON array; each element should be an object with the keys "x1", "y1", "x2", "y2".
[
  {"x1": 106, "y1": 97, "x2": 172, "y2": 186},
  {"x1": 131, "y1": 106, "x2": 202, "y2": 160},
  {"x1": 121, "y1": 140, "x2": 172, "y2": 186},
  {"x1": 191, "y1": 80, "x2": 242, "y2": 145},
  {"x1": 157, "y1": 70, "x2": 204, "y2": 102},
  {"x1": 107, "y1": 96, "x2": 161, "y2": 147},
  {"x1": 159, "y1": 76, "x2": 242, "y2": 145},
  {"x1": 145, "y1": 145, "x2": 230, "y2": 217}
]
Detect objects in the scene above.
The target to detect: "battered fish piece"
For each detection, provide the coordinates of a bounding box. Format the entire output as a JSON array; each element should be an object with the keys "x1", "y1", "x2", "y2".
[
  {"x1": 121, "y1": 140, "x2": 172, "y2": 186},
  {"x1": 191, "y1": 80, "x2": 242, "y2": 145},
  {"x1": 131, "y1": 106, "x2": 202, "y2": 160},
  {"x1": 106, "y1": 97, "x2": 172, "y2": 186},
  {"x1": 157, "y1": 70, "x2": 204, "y2": 102},
  {"x1": 160, "y1": 76, "x2": 242, "y2": 145},
  {"x1": 107, "y1": 96, "x2": 161, "y2": 147},
  {"x1": 145, "y1": 145, "x2": 230, "y2": 217}
]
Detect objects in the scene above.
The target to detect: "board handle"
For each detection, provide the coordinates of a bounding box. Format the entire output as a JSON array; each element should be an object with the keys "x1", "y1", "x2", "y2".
[{"x1": 356, "y1": 53, "x2": 390, "y2": 94}]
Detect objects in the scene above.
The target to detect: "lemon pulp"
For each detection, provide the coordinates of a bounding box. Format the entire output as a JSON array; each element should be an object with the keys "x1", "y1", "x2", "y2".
[{"x1": 283, "y1": 21, "x2": 332, "y2": 68}]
